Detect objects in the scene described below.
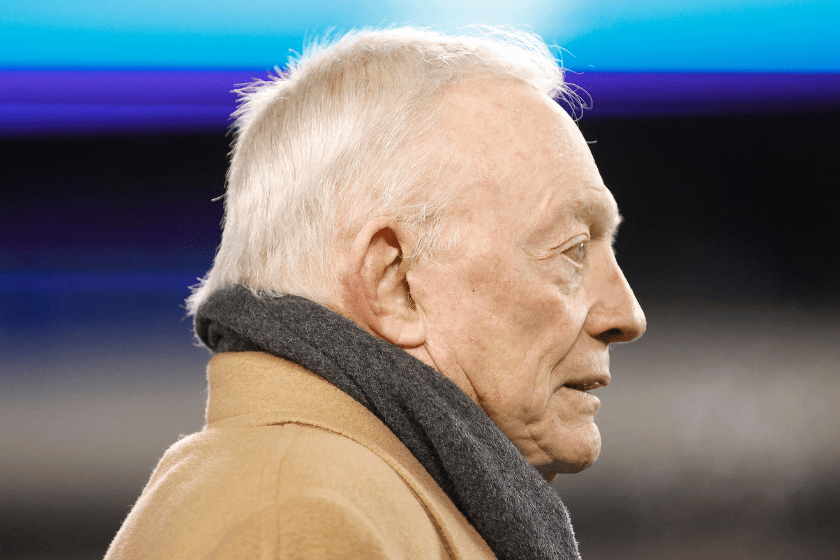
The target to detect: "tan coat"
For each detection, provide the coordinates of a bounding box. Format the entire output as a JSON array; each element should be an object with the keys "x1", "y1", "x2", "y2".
[{"x1": 105, "y1": 351, "x2": 496, "y2": 560}]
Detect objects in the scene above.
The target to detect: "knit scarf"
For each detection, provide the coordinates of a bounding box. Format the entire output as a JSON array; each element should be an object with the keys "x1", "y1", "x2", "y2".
[{"x1": 195, "y1": 284, "x2": 581, "y2": 560}]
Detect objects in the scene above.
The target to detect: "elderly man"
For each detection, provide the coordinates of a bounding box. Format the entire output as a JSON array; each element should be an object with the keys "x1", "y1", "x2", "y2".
[{"x1": 106, "y1": 27, "x2": 645, "y2": 560}]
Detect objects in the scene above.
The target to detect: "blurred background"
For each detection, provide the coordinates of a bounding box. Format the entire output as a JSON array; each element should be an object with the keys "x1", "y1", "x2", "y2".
[{"x1": 2, "y1": 1, "x2": 839, "y2": 559}]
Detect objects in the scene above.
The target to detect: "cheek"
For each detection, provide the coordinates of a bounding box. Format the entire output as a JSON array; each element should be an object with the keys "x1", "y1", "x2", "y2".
[
  {"x1": 416, "y1": 251, "x2": 585, "y2": 405},
  {"x1": 460, "y1": 277, "x2": 582, "y2": 408},
  {"x1": 532, "y1": 255, "x2": 584, "y2": 297}
]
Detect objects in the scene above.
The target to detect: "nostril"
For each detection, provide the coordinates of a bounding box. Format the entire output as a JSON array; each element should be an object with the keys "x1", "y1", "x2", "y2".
[{"x1": 601, "y1": 328, "x2": 623, "y2": 341}]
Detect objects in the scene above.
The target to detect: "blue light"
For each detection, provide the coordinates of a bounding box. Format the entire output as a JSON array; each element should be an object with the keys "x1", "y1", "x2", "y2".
[
  {"x1": 0, "y1": 272, "x2": 200, "y2": 294},
  {"x1": 1, "y1": 0, "x2": 837, "y2": 71},
  {"x1": 2, "y1": 1, "x2": 838, "y2": 136}
]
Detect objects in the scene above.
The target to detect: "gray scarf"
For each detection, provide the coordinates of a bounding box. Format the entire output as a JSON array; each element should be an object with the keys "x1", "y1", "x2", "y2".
[{"x1": 195, "y1": 284, "x2": 581, "y2": 560}]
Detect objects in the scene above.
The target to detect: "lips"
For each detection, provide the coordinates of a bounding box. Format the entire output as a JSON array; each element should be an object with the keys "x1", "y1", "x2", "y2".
[
  {"x1": 562, "y1": 369, "x2": 610, "y2": 392},
  {"x1": 563, "y1": 380, "x2": 607, "y2": 392}
]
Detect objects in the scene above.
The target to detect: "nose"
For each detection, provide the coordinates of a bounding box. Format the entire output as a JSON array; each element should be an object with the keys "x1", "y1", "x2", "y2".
[{"x1": 586, "y1": 248, "x2": 646, "y2": 345}]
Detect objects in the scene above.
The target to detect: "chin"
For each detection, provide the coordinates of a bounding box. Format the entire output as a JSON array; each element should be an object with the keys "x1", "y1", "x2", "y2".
[
  {"x1": 542, "y1": 428, "x2": 602, "y2": 477},
  {"x1": 554, "y1": 452, "x2": 599, "y2": 474}
]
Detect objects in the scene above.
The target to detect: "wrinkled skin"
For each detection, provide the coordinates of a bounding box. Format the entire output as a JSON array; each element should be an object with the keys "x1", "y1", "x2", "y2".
[{"x1": 403, "y1": 80, "x2": 647, "y2": 481}]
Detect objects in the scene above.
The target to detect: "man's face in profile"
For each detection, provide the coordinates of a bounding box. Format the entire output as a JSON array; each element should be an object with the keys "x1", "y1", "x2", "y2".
[{"x1": 408, "y1": 80, "x2": 646, "y2": 480}]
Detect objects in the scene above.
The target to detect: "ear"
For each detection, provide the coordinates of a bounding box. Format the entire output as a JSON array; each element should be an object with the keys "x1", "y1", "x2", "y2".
[{"x1": 341, "y1": 217, "x2": 425, "y2": 348}]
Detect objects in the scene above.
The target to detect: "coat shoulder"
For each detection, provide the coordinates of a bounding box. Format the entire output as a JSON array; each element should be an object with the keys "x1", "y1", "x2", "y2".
[{"x1": 106, "y1": 422, "x2": 452, "y2": 560}]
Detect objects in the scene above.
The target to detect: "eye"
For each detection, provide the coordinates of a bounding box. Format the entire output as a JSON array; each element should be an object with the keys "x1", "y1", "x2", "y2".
[{"x1": 563, "y1": 240, "x2": 588, "y2": 265}]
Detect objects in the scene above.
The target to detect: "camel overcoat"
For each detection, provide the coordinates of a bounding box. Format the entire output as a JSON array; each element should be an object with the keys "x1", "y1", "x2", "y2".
[{"x1": 104, "y1": 351, "x2": 496, "y2": 559}]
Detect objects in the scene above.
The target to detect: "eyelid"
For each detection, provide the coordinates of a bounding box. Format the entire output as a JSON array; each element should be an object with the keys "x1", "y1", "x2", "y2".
[
  {"x1": 522, "y1": 233, "x2": 590, "y2": 261},
  {"x1": 559, "y1": 234, "x2": 590, "y2": 265},
  {"x1": 555, "y1": 234, "x2": 589, "y2": 252}
]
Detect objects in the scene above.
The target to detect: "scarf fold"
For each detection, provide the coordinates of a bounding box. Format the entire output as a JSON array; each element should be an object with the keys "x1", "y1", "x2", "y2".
[{"x1": 195, "y1": 284, "x2": 580, "y2": 560}]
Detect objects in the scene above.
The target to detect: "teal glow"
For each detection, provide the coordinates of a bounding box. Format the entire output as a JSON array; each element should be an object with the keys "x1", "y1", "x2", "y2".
[{"x1": 1, "y1": 0, "x2": 837, "y2": 71}]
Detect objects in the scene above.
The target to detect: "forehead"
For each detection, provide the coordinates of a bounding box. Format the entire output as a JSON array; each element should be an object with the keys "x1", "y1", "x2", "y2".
[{"x1": 442, "y1": 79, "x2": 619, "y2": 238}]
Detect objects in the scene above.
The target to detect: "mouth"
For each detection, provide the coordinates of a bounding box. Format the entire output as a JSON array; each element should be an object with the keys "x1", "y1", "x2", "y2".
[
  {"x1": 563, "y1": 380, "x2": 607, "y2": 392},
  {"x1": 562, "y1": 368, "x2": 610, "y2": 392}
]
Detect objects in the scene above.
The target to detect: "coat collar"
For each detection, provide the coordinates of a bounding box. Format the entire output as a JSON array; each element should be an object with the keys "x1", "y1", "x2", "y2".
[{"x1": 207, "y1": 350, "x2": 420, "y2": 468}]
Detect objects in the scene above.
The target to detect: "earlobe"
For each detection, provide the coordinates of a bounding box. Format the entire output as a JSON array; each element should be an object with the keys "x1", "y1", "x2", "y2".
[{"x1": 342, "y1": 218, "x2": 426, "y2": 348}]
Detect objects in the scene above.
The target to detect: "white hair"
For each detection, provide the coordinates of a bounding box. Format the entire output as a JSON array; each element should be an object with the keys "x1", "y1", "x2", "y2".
[{"x1": 187, "y1": 26, "x2": 575, "y2": 315}]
